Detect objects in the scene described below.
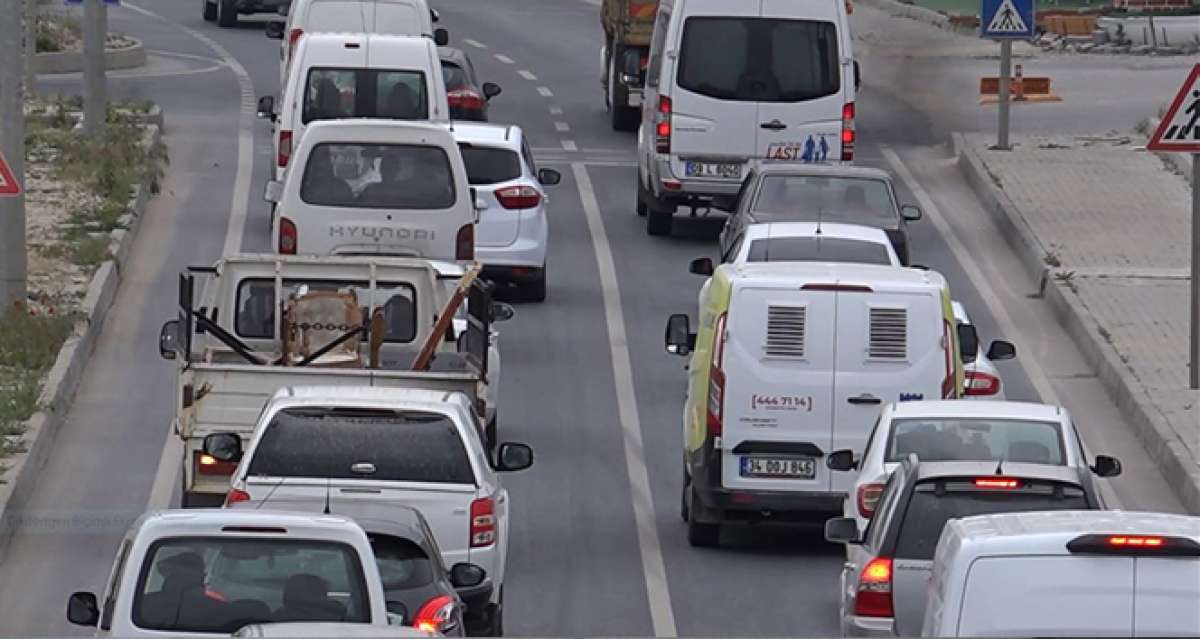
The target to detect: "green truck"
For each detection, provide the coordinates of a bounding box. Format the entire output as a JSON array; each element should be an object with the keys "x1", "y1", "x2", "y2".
[{"x1": 601, "y1": 0, "x2": 658, "y2": 131}]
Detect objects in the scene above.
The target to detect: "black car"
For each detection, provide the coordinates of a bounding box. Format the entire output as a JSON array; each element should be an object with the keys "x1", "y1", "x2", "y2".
[{"x1": 439, "y1": 47, "x2": 501, "y2": 122}]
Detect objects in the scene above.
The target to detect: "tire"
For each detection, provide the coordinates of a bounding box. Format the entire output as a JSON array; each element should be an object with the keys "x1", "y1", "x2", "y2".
[
  {"x1": 680, "y1": 465, "x2": 690, "y2": 522},
  {"x1": 636, "y1": 178, "x2": 649, "y2": 217},
  {"x1": 608, "y1": 46, "x2": 640, "y2": 132},
  {"x1": 485, "y1": 417, "x2": 497, "y2": 454},
  {"x1": 216, "y1": 0, "x2": 237, "y2": 27},
  {"x1": 686, "y1": 487, "x2": 720, "y2": 547},
  {"x1": 519, "y1": 266, "x2": 546, "y2": 303},
  {"x1": 202, "y1": 0, "x2": 217, "y2": 21},
  {"x1": 646, "y1": 201, "x2": 673, "y2": 237}
]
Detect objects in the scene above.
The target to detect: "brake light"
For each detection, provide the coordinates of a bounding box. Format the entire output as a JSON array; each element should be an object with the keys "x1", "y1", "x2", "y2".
[
  {"x1": 1067, "y1": 533, "x2": 1200, "y2": 557},
  {"x1": 841, "y1": 102, "x2": 855, "y2": 161},
  {"x1": 224, "y1": 488, "x2": 251, "y2": 506},
  {"x1": 854, "y1": 557, "x2": 894, "y2": 617},
  {"x1": 706, "y1": 312, "x2": 728, "y2": 438},
  {"x1": 447, "y1": 89, "x2": 485, "y2": 113},
  {"x1": 470, "y1": 497, "x2": 495, "y2": 547},
  {"x1": 964, "y1": 370, "x2": 1001, "y2": 396},
  {"x1": 278, "y1": 130, "x2": 293, "y2": 167},
  {"x1": 857, "y1": 482, "x2": 885, "y2": 518},
  {"x1": 801, "y1": 283, "x2": 873, "y2": 292},
  {"x1": 1110, "y1": 536, "x2": 1163, "y2": 547},
  {"x1": 974, "y1": 477, "x2": 1021, "y2": 489},
  {"x1": 278, "y1": 218, "x2": 297, "y2": 254},
  {"x1": 455, "y1": 224, "x2": 475, "y2": 261},
  {"x1": 412, "y1": 594, "x2": 457, "y2": 633},
  {"x1": 655, "y1": 96, "x2": 672, "y2": 153},
  {"x1": 494, "y1": 185, "x2": 541, "y2": 210},
  {"x1": 195, "y1": 452, "x2": 237, "y2": 476}
]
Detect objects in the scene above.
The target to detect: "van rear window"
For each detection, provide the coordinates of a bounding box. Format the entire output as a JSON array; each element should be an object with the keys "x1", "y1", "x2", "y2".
[
  {"x1": 676, "y1": 17, "x2": 839, "y2": 102},
  {"x1": 303, "y1": 68, "x2": 429, "y2": 123},
  {"x1": 300, "y1": 143, "x2": 456, "y2": 210}
]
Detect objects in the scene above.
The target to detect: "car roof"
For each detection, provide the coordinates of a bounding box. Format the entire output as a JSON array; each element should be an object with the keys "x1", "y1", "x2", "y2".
[
  {"x1": 911, "y1": 460, "x2": 1084, "y2": 485},
  {"x1": 232, "y1": 499, "x2": 433, "y2": 546},
  {"x1": 888, "y1": 400, "x2": 1065, "y2": 422},
  {"x1": 944, "y1": 510, "x2": 1200, "y2": 558},
  {"x1": 270, "y1": 385, "x2": 468, "y2": 410},
  {"x1": 437, "y1": 45, "x2": 470, "y2": 66},
  {"x1": 300, "y1": 119, "x2": 454, "y2": 144},
  {"x1": 241, "y1": 622, "x2": 431, "y2": 637},
  {"x1": 741, "y1": 222, "x2": 893, "y2": 244},
  {"x1": 755, "y1": 164, "x2": 893, "y2": 182},
  {"x1": 725, "y1": 261, "x2": 945, "y2": 289},
  {"x1": 132, "y1": 509, "x2": 364, "y2": 540},
  {"x1": 445, "y1": 121, "x2": 520, "y2": 148},
  {"x1": 301, "y1": 32, "x2": 435, "y2": 52}
]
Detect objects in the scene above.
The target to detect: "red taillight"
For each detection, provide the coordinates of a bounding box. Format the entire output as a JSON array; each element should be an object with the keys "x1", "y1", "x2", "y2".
[
  {"x1": 412, "y1": 594, "x2": 456, "y2": 633},
  {"x1": 857, "y1": 482, "x2": 885, "y2": 518},
  {"x1": 705, "y1": 312, "x2": 728, "y2": 438},
  {"x1": 854, "y1": 557, "x2": 894, "y2": 617},
  {"x1": 964, "y1": 370, "x2": 1001, "y2": 396},
  {"x1": 494, "y1": 185, "x2": 541, "y2": 210},
  {"x1": 974, "y1": 477, "x2": 1021, "y2": 489},
  {"x1": 288, "y1": 28, "x2": 303, "y2": 60},
  {"x1": 655, "y1": 96, "x2": 672, "y2": 153},
  {"x1": 195, "y1": 452, "x2": 237, "y2": 476},
  {"x1": 456, "y1": 224, "x2": 475, "y2": 261},
  {"x1": 224, "y1": 488, "x2": 251, "y2": 506},
  {"x1": 470, "y1": 497, "x2": 496, "y2": 547},
  {"x1": 841, "y1": 102, "x2": 855, "y2": 161},
  {"x1": 278, "y1": 130, "x2": 293, "y2": 167},
  {"x1": 447, "y1": 89, "x2": 485, "y2": 113},
  {"x1": 278, "y1": 217, "x2": 297, "y2": 254},
  {"x1": 1110, "y1": 535, "x2": 1164, "y2": 547}
]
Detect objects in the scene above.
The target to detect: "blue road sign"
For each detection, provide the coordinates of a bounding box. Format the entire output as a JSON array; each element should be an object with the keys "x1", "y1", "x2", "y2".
[{"x1": 981, "y1": 0, "x2": 1034, "y2": 39}]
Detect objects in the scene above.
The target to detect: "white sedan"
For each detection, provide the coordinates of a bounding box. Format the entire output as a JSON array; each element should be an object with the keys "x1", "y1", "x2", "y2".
[
  {"x1": 690, "y1": 221, "x2": 900, "y2": 276},
  {"x1": 953, "y1": 301, "x2": 1015, "y2": 399}
]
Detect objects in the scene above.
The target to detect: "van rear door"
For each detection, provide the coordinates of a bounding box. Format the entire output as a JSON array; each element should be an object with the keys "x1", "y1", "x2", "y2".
[
  {"x1": 304, "y1": 1, "x2": 371, "y2": 32},
  {"x1": 372, "y1": 0, "x2": 433, "y2": 36},
  {"x1": 1133, "y1": 557, "x2": 1200, "y2": 635},
  {"x1": 720, "y1": 283, "x2": 837, "y2": 494}
]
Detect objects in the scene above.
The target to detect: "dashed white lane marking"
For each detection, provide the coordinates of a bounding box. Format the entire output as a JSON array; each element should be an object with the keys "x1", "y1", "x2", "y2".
[
  {"x1": 494, "y1": 54, "x2": 515, "y2": 64},
  {"x1": 537, "y1": 86, "x2": 554, "y2": 97},
  {"x1": 463, "y1": 38, "x2": 488, "y2": 49},
  {"x1": 555, "y1": 121, "x2": 571, "y2": 132},
  {"x1": 560, "y1": 140, "x2": 578, "y2": 151},
  {"x1": 549, "y1": 105, "x2": 564, "y2": 115},
  {"x1": 571, "y1": 163, "x2": 678, "y2": 638},
  {"x1": 517, "y1": 69, "x2": 537, "y2": 81}
]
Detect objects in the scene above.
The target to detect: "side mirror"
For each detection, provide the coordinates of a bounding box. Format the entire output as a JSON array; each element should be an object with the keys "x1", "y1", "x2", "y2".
[
  {"x1": 1092, "y1": 455, "x2": 1122, "y2": 478},
  {"x1": 688, "y1": 257, "x2": 714, "y2": 276},
  {"x1": 449, "y1": 562, "x2": 486, "y2": 588},
  {"x1": 825, "y1": 517, "x2": 862, "y2": 545},
  {"x1": 854, "y1": 60, "x2": 862, "y2": 90},
  {"x1": 496, "y1": 442, "x2": 533, "y2": 472},
  {"x1": 957, "y1": 323, "x2": 979, "y2": 364},
  {"x1": 664, "y1": 313, "x2": 695, "y2": 357},
  {"x1": 482, "y1": 82, "x2": 502, "y2": 100},
  {"x1": 537, "y1": 168, "x2": 561, "y2": 186},
  {"x1": 264, "y1": 20, "x2": 285, "y2": 39},
  {"x1": 491, "y1": 302, "x2": 515, "y2": 323},
  {"x1": 256, "y1": 96, "x2": 276, "y2": 121},
  {"x1": 433, "y1": 28, "x2": 449, "y2": 46},
  {"x1": 203, "y1": 432, "x2": 243, "y2": 463},
  {"x1": 67, "y1": 592, "x2": 99, "y2": 627},
  {"x1": 430, "y1": 8, "x2": 440, "y2": 22},
  {"x1": 263, "y1": 180, "x2": 283, "y2": 204},
  {"x1": 159, "y1": 319, "x2": 181, "y2": 360},
  {"x1": 986, "y1": 340, "x2": 1016, "y2": 361},
  {"x1": 711, "y1": 195, "x2": 737, "y2": 212},
  {"x1": 826, "y1": 449, "x2": 858, "y2": 472},
  {"x1": 901, "y1": 204, "x2": 922, "y2": 221}
]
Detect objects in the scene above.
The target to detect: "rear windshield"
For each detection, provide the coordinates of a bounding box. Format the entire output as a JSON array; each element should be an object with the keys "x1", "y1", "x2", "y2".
[
  {"x1": 133, "y1": 537, "x2": 368, "y2": 632},
  {"x1": 895, "y1": 480, "x2": 1089, "y2": 559},
  {"x1": 441, "y1": 61, "x2": 469, "y2": 90},
  {"x1": 459, "y1": 145, "x2": 521, "y2": 185},
  {"x1": 368, "y1": 534, "x2": 435, "y2": 591},
  {"x1": 248, "y1": 407, "x2": 474, "y2": 484},
  {"x1": 745, "y1": 237, "x2": 892, "y2": 265},
  {"x1": 676, "y1": 17, "x2": 839, "y2": 102},
  {"x1": 303, "y1": 68, "x2": 429, "y2": 123},
  {"x1": 300, "y1": 143, "x2": 456, "y2": 210},
  {"x1": 234, "y1": 278, "x2": 417, "y2": 343},
  {"x1": 887, "y1": 418, "x2": 1066, "y2": 465},
  {"x1": 753, "y1": 176, "x2": 896, "y2": 223}
]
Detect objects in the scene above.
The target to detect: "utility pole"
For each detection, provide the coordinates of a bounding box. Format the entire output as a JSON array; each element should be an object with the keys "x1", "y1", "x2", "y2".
[
  {"x1": 82, "y1": 0, "x2": 107, "y2": 136},
  {"x1": 0, "y1": 0, "x2": 28, "y2": 305},
  {"x1": 24, "y1": 0, "x2": 36, "y2": 94}
]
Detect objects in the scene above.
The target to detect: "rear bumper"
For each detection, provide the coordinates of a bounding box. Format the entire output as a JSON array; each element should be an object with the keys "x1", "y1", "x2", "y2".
[
  {"x1": 652, "y1": 156, "x2": 743, "y2": 199},
  {"x1": 481, "y1": 264, "x2": 543, "y2": 283},
  {"x1": 696, "y1": 486, "x2": 843, "y2": 522},
  {"x1": 844, "y1": 614, "x2": 895, "y2": 637}
]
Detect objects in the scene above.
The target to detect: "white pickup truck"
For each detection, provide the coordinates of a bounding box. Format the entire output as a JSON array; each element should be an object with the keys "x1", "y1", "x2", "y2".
[{"x1": 158, "y1": 254, "x2": 508, "y2": 506}]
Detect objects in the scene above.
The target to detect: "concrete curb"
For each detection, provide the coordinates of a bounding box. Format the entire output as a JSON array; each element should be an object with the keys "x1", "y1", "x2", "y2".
[
  {"x1": 953, "y1": 132, "x2": 1200, "y2": 514},
  {"x1": 0, "y1": 120, "x2": 165, "y2": 560},
  {"x1": 33, "y1": 38, "x2": 147, "y2": 75}
]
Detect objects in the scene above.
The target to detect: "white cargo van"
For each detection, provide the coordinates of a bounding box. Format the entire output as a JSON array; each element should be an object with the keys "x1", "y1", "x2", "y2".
[
  {"x1": 259, "y1": 33, "x2": 449, "y2": 183},
  {"x1": 665, "y1": 262, "x2": 961, "y2": 547},
  {"x1": 924, "y1": 510, "x2": 1200, "y2": 637},
  {"x1": 637, "y1": 0, "x2": 859, "y2": 235},
  {"x1": 267, "y1": 120, "x2": 478, "y2": 261}
]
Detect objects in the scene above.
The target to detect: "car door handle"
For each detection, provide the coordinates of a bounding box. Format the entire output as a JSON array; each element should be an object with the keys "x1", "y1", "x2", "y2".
[
  {"x1": 759, "y1": 119, "x2": 787, "y2": 131},
  {"x1": 847, "y1": 394, "x2": 882, "y2": 405}
]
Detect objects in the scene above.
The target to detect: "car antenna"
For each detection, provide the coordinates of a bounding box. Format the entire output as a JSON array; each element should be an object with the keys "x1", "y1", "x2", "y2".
[{"x1": 994, "y1": 456, "x2": 1005, "y2": 475}]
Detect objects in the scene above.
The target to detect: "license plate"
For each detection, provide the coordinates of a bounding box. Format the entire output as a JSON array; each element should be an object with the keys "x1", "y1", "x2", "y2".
[
  {"x1": 740, "y1": 456, "x2": 816, "y2": 479},
  {"x1": 685, "y1": 161, "x2": 741, "y2": 179}
]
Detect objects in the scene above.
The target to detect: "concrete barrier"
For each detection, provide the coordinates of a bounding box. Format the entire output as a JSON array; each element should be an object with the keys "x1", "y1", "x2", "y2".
[{"x1": 33, "y1": 38, "x2": 147, "y2": 75}]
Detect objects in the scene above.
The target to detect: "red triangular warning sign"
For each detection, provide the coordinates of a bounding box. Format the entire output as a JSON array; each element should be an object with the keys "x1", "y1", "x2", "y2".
[
  {"x1": 0, "y1": 150, "x2": 19, "y2": 196},
  {"x1": 1148, "y1": 63, "x2": 1200, "y2": 153}
]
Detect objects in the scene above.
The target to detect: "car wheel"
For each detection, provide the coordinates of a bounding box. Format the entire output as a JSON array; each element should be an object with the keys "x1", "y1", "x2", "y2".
[
  {"x1": 646, "y1": 201, "x2": 673, "y2": 236},
  {"x1": 608, "y1": 47, "x2": 640, "y2": 132},
  {"x1": 636, "y1": 178, "x2": 649, "y2": 217},
  {"x1": 686, "y1": 488, "x2": 720, "y2": 547},
  {"x1": 485, "y1": 416, "x2": 497, "y2": 454},
  {"x1": 680, "y1": 465, "x2": 690, "y2": 522},
  {"x1": 484, "y1": 589, "x2": 503, "y2": 636},
  {"x1": 202, "y1": 0, "x2": 217, "y2": 21},
  {"x1": 520, "y1": 266, "x2": 546, "y2": 303},
  {"x1": 216, "y1": 0, "x2": 237, "y2": 27}
]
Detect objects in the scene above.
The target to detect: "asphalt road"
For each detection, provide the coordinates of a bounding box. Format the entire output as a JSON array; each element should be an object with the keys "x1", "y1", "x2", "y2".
[{"x1": 0, "y1": 0, "x2": 1185, "y2": 636}]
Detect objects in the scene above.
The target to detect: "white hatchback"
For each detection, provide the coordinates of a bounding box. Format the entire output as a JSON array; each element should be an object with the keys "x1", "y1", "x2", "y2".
[{"x1": 445, "y1": 122, "x2": 561, "y2": 302}]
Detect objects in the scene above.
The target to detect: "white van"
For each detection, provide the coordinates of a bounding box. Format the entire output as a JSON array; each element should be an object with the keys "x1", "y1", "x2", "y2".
[
  {"x1": 267, "y1": 120, "x2": 478, "y2": 261},
  {"x1": 259, "y1": 33, "x2": 450, "y2": 183},
  {"x1": 637, "y1": 0, "x2": 859, "y2": 235},
  {"x1": 664, "y1": 262, "x2": 961, "y2": 547},
  {"x1": 924, "y1": 510, "x2": 1200, "y2": 637},
  {"x1": 269, "y1": 0, "x2": 445, "y2": 90}
]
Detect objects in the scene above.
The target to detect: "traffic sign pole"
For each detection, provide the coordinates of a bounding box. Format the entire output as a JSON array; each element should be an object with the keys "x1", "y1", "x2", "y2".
[
  {"x1": 0, "y1": 0, "x2": 27, "y2": 305},
  {"x1": 1191, "y1": 155, "x2": 1199, "y2": 388},
  {"x1": 981, "y1": 0, "x2": 1032, "y2": 150},
  {"x1": 997, "y1": 40, "x2": 1012, "y2": 149}
]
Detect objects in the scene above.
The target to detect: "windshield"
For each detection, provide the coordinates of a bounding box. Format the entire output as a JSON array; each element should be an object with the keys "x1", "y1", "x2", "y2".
[
  {"x1": 752, "y1": 176, "x2": 897, "y2": 223},
  {"x1": 441, "y1": 61, "x2": 470, "y2": 90},
  {"x1": 744, "y1": 236, "x2": 893, "y2": 265},
  {"x1": 132, "y1": 538, "x2": 369, "y2": 633},
  {"x1": 300, "y1": 143, "x2": 456, "y2": 210},
  {"x1": 460, "y1": 146, "x2": 521, "y2": 185},
  {"x1": 234, "y1": 278, "x2": 417, "y2": 342},
  {"x1": 247, "y1": 407, "x2": 475, "y2": 484},
  {"x1": 677, "y1": 17, "x2": 839, "y2": 102},
  {"x1": 303, "y1": 68, "x2": 428, "y2": 123},
  {"x1": 886, "y1": 418, "x2": 1066, "y2": 465}
]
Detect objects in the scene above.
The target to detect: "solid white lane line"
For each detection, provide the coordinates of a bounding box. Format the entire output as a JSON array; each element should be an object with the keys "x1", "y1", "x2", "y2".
[
  {"x1": 560, "y1": 140, "x2": 578, "y2": 151},
  {"x1": 517, "y1": 69, "x2": 537, "y2": 81},
  {"x1": 537, "y1": 86, "x2": 554, "y2": 97},
  {"x1": 494, "y1": 54, "x2": 515, "y2": 64},
  {"x1": 571, "y1": 164, "x2": 678, "y2": 637},
  {"x1": 555, "y1": 121, "x2": 571, "y2": 132},
  {"x1": 463, "y1": 38, "x2": 488, "y2": 49},
  {"x1": 549, "y1": 105, "x2": 564, "y2": 115}
]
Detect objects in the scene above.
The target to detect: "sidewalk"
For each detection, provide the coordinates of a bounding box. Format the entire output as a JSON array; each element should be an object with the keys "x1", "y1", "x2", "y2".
[{"x1": 957, "y1": 133, "x2": 1200, "y2": 513}]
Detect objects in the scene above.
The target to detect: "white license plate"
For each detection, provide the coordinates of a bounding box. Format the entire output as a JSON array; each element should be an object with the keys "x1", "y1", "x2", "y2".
[
  {"x1": 740, "y1": 456, "x2": 816, "y2": 479},
  {"x1": 685, "y1": 161, "x2": 741, "y2": 179}
]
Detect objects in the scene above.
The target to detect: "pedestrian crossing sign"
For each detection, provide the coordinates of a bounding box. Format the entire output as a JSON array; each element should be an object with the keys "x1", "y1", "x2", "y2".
[
  {"x1": 0, "y1": 151, "x2": 20, "y2": 197},
  {"x1": 1148, "y1": 64, "x2": 1200, "y2": 153},
  {"x1": 981, "y1": 0, "x2": 1034, "y2": 39}
]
